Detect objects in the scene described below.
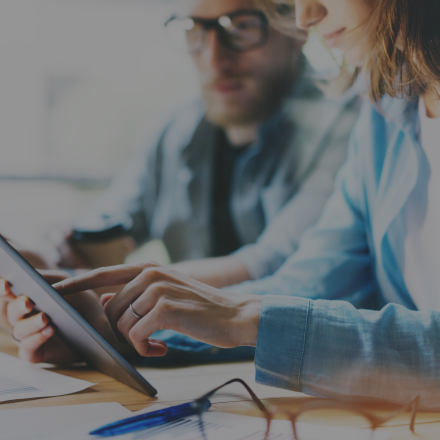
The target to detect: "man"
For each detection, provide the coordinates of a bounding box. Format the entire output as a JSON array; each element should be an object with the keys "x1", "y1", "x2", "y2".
[
  {"x1": 2, "y1": 0, "x2": 360, "y2": 363},
  {"x1": 60, "y1": 0, "x2": 358, "y2": 280}
]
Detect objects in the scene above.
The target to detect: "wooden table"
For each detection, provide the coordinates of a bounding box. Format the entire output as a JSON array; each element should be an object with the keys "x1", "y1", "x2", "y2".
[{"x1": 1, "y1": 330, "x2": 440, "y2": 439}]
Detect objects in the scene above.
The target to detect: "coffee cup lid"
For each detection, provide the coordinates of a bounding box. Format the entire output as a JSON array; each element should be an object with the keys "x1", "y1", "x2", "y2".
[{"x1": 72, "y1": 213, "x2": 133, "y2": 243}]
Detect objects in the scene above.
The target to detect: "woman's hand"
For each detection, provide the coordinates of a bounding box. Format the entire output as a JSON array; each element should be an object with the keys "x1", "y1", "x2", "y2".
[
  {"x1": 6, "y1": 270, "x2": 81, "y2": 363},
  {"x1": 8, "y1": 295, "x2": 82, "y2": 364},
  {"x1": 0, "y1": 238, "x2": 57, "y2": 330},
  {"x1": 0, "y1": 279, "x2": 15, "y2": 330},
  {"x1": 5, "y1": 270, "x2": 138, "y2": 364},
  {"x1": 54, "y1": 262, "x2": 262, "y2": 358}
]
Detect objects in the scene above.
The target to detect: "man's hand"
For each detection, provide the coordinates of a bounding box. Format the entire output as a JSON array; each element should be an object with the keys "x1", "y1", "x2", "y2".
[
  {"x1": 54, "y1": 262, "x2": 262, "y2": 358},
  {"x1": 5, "y1": 238, "x2": 56, "y2": 270},
  {"x1": 54, "y1": 229, "x2": 89, "y2": 269}
]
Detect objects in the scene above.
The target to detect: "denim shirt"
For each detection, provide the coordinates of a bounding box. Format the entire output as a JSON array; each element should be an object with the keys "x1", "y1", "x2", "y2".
[{"x1": 232, "y1": 95, "x2": 440, "y2": 410}]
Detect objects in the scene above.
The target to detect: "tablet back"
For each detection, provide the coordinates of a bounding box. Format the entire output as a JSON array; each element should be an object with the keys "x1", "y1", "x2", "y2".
[{"x1": 0, "y1": 237, "x2": 157, "y2": 396}]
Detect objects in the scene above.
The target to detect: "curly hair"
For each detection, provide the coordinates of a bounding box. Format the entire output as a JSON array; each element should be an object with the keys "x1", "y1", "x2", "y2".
[{"x1": 258, "y1": 0, "x2": 440, "y2": 102}]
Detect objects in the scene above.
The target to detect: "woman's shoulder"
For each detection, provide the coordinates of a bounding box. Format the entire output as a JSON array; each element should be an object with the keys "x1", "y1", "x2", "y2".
[
  {"x1": 348, "y1": 95, "x2": 418, "y2": 191},
  {"x1": 358, "y1": 94, "x2": 417, "y2": 129},
  {"x1": 353, "y1": 94, "x2": 417, "y2": 148}
]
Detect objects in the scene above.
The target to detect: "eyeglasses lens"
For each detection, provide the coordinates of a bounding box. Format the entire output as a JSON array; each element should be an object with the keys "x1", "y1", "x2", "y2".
[
  {"x1": 223, "y1": 14, "x2": 266, "y2": 50},
  {"x1": 165, "y1": 13, "x2": 267, "y2": 54}
]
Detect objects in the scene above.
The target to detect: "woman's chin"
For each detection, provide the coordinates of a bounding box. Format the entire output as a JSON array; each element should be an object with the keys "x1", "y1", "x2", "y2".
[{"x1": 344, "y1": 46, "x2": 368, "y2": 68}]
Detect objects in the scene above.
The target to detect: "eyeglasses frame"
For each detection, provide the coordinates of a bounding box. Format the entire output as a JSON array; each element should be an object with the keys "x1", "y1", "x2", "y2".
[
  {"x1": 164, "y1": 10, "x2": 270, "y2": 53},
  {"x1": 191, "y1": 378, "x2": 420, "y2": 440}
]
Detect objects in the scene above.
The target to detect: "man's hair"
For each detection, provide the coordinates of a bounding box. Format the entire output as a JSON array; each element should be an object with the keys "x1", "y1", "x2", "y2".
[{"x1": 257, "y1": 0, "x2": 440, "y2": 102}]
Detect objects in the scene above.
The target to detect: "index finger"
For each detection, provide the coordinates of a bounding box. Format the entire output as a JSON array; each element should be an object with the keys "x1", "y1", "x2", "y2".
[
  {"x1": 37, "y1": 269, "x2": 71, "y2": 285},
  {"x1": 53, "y1": 262, "x2": 161, "y2": 296}
]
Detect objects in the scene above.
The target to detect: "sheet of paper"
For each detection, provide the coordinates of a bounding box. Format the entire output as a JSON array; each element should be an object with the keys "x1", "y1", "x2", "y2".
[
  {"x1": 137, "y1": 362, "x2": 304, "y2": 403},
  {"x1": 0, "y1": 402, "x2": 132, "y2": 440},
  {"x1": 0, "y1": 352, "x2": 94, "y2": 402},
  {"x1": 119, "y1": 404, "x2": 394, "y2": 440}
]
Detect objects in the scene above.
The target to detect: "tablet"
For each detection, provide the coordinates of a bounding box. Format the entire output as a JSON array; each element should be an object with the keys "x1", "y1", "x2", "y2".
[{"x1": 0, "y1": 236, "x2": 157, "y2": 397}]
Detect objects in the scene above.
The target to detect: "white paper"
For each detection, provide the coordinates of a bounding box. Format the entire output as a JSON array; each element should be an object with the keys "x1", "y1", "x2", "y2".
[
  {"x1": 0, "y1": 401, "x2": 394, "y2": 440},
  {"x1": 117, "y1": 404, "x2": 394, "y2": 440},
  {"x1": 0, "y1": 402, "x2": 132, "y2": 440},
  {"x1": 0, "y1": 352, "x2": 94, "y2": 402}
]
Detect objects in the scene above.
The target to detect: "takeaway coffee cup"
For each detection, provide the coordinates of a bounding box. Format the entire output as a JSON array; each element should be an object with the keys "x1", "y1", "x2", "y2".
[{"x1": 70, "y1": 213, "x2": 133, "y2": 268}]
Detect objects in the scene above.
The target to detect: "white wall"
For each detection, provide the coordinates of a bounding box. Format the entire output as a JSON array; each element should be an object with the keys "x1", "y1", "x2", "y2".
[{"x1": 0, "y1": 0, "x2": 199, "y2": 179}]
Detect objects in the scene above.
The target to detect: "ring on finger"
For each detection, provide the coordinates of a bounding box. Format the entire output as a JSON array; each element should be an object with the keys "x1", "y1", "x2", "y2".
[
  {"x1": 9, "y1": 326, "x2": 21, "y2": 343},
  {"x1": 130, "y1": 303, "x2": 143, "y2": 320}
]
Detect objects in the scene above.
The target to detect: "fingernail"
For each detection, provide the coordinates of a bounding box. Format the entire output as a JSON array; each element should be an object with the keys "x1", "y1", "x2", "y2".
[
  {"x1": 0, "y1": 279, "x2": 11, "y2": 296},
  {"x1": 20, "y1": 297, "x2": 31, "y2": 313},
  {"x1": 42, "y1": 326, "x2": 53, "y2": 336},
  {"x1": 36, "y1": 313, "x2": 45, "y2": 328}
]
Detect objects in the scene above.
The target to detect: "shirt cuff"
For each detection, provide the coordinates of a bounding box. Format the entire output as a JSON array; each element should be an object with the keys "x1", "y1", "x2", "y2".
[{"x1": 255, "y1": 295, "x2": 310, "y2": 391}]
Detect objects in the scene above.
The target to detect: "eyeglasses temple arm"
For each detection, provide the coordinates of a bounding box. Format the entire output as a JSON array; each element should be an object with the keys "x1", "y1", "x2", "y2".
[{"x1": 196, "y1": 378, "x2": 268, "y2": 413}]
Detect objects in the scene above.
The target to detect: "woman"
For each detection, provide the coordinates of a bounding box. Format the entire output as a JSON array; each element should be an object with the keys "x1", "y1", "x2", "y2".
[{"x1": 6, "y1": 0, "x2": 440, "y2": 409}]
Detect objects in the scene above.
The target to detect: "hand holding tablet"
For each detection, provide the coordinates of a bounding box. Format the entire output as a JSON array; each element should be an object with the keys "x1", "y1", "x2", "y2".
[{"x1": 0, "y1": 236, "x2": 157, "y2": 396}]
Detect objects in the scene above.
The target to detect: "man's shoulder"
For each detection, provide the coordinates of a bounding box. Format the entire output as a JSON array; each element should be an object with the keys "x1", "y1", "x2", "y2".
[{"x1": 164, "y1": 98, "x2": 207, "y2": 133}]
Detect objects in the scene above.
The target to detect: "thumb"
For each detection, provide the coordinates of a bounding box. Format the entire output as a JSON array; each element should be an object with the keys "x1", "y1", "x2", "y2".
[{"x1": 100, "y1": 293, "x2": 116, "y2": 307}]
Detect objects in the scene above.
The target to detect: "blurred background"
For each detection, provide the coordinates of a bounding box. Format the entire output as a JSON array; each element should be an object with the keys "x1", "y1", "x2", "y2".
[
  {"x1": 0, "y1": 0, "x2": 334, "y2": 264},
  {"x1": 0, "y1": 0, "x2": 200, "y2": 263}
]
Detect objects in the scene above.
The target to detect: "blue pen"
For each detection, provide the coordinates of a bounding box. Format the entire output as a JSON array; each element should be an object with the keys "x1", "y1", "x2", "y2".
[{"x1": 90, "y1": 400, "x2": 211, "y2": 437}]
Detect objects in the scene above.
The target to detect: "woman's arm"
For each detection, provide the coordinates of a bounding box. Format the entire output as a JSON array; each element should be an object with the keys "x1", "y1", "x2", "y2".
[
  {"x1": 55, "y1": 263, "x2": 440, "y2": 410},
  {"x1": 256, "y1": 295, "x2": 440, "y2": 411}
]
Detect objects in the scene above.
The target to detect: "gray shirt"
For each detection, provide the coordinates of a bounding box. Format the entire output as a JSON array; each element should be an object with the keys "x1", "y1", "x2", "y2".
[{"x1": 83, "y1": 65, "x2": 361, "y2": 272}]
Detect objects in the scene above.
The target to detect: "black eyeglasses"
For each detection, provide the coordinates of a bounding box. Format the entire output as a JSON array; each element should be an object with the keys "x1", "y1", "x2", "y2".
[
  {"x1": 164, "y1": 10, "x2": 269, "y2": 54},
  {"x1": 191, "y1": 379, "x2": 420, "y2": 440}
]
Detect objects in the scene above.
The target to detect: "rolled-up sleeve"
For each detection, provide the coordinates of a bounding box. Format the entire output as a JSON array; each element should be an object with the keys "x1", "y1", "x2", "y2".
[
  {"x1": 255, "y1": 295, "x2": 310, "y2": 390},
  {"x1": 255, "y1": 297, "x2": 440, "y2": 410}
]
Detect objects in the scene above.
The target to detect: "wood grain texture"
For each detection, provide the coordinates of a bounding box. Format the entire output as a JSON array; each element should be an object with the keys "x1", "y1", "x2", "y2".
[{"x1": 1, "y1": 330, "x2": 439, "y2": 439}]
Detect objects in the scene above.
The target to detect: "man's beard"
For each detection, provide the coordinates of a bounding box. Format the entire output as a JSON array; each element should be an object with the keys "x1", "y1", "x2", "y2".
[{"x1": 201, "y1": 71, "x2": 295, "y2": 127}]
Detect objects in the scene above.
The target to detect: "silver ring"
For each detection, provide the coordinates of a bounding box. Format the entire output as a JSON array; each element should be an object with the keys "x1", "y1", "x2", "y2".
[
  {"x1": 10, "y1": 327, "x2": 21, "y2": 343},
  {"x1": 130, "y1": 303, "x2": 143, "y2": 320}
]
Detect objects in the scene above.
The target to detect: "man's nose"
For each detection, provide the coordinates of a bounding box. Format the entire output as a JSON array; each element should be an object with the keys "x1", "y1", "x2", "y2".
[
  {"x1": 295, "y1": 0, "x2": 327, "y2": 30},
  {"x1": 198, "y1": 29, "x2": 235, "y2": 71}
]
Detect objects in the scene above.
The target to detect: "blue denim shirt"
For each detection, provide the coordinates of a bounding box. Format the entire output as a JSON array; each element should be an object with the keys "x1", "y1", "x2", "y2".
[{"x1": 232, "y1": 95, "x2": 440, "y2": 410}]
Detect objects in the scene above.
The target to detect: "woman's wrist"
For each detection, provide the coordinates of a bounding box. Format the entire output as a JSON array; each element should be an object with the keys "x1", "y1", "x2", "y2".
[{"x1": 235, "y1": 295, "x2": 262, "y2": 347}]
